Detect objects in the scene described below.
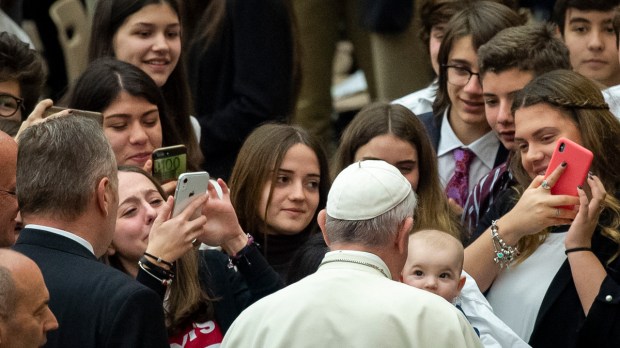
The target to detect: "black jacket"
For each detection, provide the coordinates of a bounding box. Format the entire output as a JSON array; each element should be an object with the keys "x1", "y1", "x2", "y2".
[
  {"x1": 13, "y1": 228, "x2": 169, "y2": 348},
  {"x1": 187, "y1": 0, "x2": 295, "y2": 180}
]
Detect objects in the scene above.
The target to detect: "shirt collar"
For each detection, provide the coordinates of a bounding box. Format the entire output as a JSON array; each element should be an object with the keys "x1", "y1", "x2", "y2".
[
  {"x1": 321, "y1": 250, "x2": 392, "y2": 279},
  {"x1": 437, "y1": 108, "x2": 501, "y2": 168},
  {"x1": 25, "y1": 224, "x2": 95, "y2": 256}
]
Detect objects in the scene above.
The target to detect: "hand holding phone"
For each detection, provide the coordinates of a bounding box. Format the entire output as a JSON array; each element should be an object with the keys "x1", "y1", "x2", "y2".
[
  {"x1": 43, "y1": 106, "x2": 103, "y2": 124},
  {"x1": 152, "y1": 145, "x2": 187, "y2": 183},
  {"x1": 543, "y1": 137, "x2": 593, "y2": 205}
]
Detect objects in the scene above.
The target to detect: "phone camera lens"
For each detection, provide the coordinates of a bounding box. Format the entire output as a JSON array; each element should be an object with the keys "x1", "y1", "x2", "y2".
[
  {"x1": 559, "y1": 143, "x2": 565, "y2": 152},
  {"x1": 183, "y1": 178, "x2": 188, "y2": 184}
]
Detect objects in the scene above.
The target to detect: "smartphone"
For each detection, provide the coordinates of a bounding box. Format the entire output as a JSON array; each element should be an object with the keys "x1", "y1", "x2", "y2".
[
  {"x1": 43, "y1": 106, "x2": 103, "y2": 125},
  {"x1": 152, "y1": 145, "x2": 187, "y2": 183},
  {"x1": 172, "y1": 171, "x2": 209, "y2": 218},
  {"x1": 544, "y1": 137, "x2": 593, "y2": 203}
]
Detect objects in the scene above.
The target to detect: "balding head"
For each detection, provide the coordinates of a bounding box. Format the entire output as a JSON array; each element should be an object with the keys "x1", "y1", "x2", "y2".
[
  {"x1": 0, "y1": 249, "x2": 58, "y2": 347},
  {"x1": 0, "y1": 131, "x2": 18, "y2": 247}
]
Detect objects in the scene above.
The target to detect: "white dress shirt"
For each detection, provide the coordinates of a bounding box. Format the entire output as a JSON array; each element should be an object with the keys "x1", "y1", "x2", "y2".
[
  {"x1": 392, "y1": 80, "x2": 438, "y2": 116},
  {"x1": 437, "y1": 109, "x2": 501, "y2": 190}
]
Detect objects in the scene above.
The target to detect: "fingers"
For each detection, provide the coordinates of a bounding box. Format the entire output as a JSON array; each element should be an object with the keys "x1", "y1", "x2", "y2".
[
  {"x1": 584, "y1": 175, "x2": 606, "y2": 216},
  {"x1": 541, "y1": 161, "x2": 567, "y2": 189},
  {"x1": 217, "y1": 178, "x2": 230, "y2": 195},
  {"x1": 161, "y1": 180, "x2": 177, "y2": 197},
  {"x1": 143, "y1": 159, "x2": 153, "y2": 174},
  {"x1": 175, "y1": 194, "x2": 207, "y2": 220},
  {"x1": 152, "y1": 196, "x2": 173, "y2": 226}
]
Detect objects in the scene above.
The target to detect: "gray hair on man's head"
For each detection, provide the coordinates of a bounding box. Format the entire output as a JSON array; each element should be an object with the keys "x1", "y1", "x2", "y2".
[
  {"x1": 0, "y1": 266, "x2": 16, "y2": 320},
  {"x1": 16, "y1": 115, "x2": 117, "y2": 221},
  {"x1": 325, "y1": 190, "x2": 417, "y2": 247}
]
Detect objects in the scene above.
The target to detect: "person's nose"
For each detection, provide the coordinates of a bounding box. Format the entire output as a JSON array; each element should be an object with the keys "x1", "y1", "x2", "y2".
[
  {"x1": 288, "y1": 181, "x2": 305, "y2": 201},
  {"x1": 497, "y1": 100, "x2": 513, "y2": 125},
  {"x1": 587, "y1": 31, "x2": 604, "y2": 51},
  {"x1": 128, "y1": 123, "x2": 149, "y2": 145},
  {"x1": 463, "y1": 73, "x2": 482, "y2": 95},
  {"x1": 144, "y1": 204, "x2": 158, "y2": 225},
  {"x1": 45, "y1": 308, "x2": 59, "y2": 332},
  {"x1": 424, "y1": 276, "x2": 438, "y2": 290},
  {"x1": 524, "y1": 143, "x2": 545, "y2": 165},
  {"x1": 151, "y1": 32, "x2": 170, "y2": 53}
]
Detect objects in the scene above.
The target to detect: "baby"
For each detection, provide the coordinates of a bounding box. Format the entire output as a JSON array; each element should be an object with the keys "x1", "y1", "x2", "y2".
[{"x1": 401, "y1": 229, "x2": 466, "y2": 303}]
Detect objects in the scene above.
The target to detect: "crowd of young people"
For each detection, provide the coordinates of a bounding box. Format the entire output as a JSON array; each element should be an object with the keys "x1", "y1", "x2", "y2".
[{"x1": 2, "y1": 0, "x2": 620, "y2": 347}]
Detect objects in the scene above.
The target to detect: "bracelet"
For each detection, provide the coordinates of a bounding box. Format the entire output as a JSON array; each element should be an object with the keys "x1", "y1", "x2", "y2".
[
  {"x1": 143, "y1": 252, "x2": 174, "y2": 268},
  {"x1": 565, "y1": 247, "x2": 592, "y2": 255},
  {"x1": 490, "y1": 220, "x2": 519, "y2": 269},
  {"x1": 138, "y1": 260, "x2": 173, "y2": 287},
  {"x1": 228, "y1": 234, "x2": 257, "y2": 268},
  {"x1": 139, "y1": 256, "x2": 175, "y2": 279}
]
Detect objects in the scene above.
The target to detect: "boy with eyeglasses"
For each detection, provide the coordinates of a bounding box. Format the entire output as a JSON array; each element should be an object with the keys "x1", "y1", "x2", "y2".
[
  {"x1": 416, "y1": 2, "x2": 524, "y2": 213},
  {"x1": 0, "y1": 32, "x2": 45, "y2": 136}
]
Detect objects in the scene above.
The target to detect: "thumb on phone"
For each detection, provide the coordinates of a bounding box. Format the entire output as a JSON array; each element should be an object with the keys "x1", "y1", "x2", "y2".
[{"x1": 142, "y1": 159, "x2": 153, "y2": 174}]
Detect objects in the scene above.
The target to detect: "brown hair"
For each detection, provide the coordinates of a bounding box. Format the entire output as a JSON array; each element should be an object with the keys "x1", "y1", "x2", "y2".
[
  {"x1": 433, "y1": 1, "x2": 526, "y2": 118},
  {"x1": 552, "y1": 0, "x2": 620, "y2": 34},
  {"x1": 510, "y1": 69, "x2": 620, "y2": 262},
  {"x1": 332, "y1": 103, "x2": 462, "y2": 239},
  {"x1": 479, "y1": 23, "x2": 572, "y2": 77},
  {"x1": 112, "y1": 166, "x2": 214, "y2": 336},
  {"x1": 229, "y1": 123, "x2": 330, "y2": 239}
]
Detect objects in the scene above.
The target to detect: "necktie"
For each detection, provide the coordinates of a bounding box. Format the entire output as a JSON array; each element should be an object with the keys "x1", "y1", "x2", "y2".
[{"x1": 445, "y1": 148, "x2": 475, "y2": 207}]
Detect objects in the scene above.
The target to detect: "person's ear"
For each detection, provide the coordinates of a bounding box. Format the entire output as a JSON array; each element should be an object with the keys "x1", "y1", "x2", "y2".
[
  {"x1": 396, "y1": 217, "x2": 414, "y2": 255},
  {"x1": 457, "y1": 274, "x2": 466, "y2": 292},
  {"x1": 96, "y1": 177, "x2": 114, "y2": 217},
  {"x1": 106, "y1": 242, "x2": 116, "y2": 256},
  {"x1": 318, "y1": 209, "x2": 330, "y2": 246}
]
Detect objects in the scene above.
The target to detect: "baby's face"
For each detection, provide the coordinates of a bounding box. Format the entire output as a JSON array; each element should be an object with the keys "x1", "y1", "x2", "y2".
[{"x1": 402, "y1": 242, "x2": 464, "y2": 302}]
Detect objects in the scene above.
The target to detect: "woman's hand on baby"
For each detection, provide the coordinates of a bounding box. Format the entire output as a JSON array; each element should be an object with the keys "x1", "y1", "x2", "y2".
[{"x1": 145, "y1": 195, "x2": 207, "y2": 264}]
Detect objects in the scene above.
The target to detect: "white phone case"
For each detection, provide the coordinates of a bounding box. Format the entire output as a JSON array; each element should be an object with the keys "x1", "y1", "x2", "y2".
[{"x1": 172, "y1": 171, "x2": 209, "y2": 218}]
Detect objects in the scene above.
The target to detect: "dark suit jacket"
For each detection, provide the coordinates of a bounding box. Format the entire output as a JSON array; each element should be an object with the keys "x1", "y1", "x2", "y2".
[
  {"x1": 418, "y1": 111, "x2": 508, "y2": 168},
  {"x1": 13, "y1": 228, "x2": 169, "y2": 348},
  {"x1": 476, "y1": 191, "x2": 620, "y2": 348}
]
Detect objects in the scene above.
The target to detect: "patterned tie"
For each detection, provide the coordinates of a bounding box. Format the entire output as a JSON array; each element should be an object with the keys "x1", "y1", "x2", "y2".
[{"x1": 445, "y1": 148, "x2": 475, "y2": 207}]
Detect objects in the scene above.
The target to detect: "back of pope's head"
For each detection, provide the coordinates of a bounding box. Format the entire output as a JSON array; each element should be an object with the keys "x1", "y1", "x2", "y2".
[{"x1": 322, "y1": 160, "x2": 416, "y2": 248}]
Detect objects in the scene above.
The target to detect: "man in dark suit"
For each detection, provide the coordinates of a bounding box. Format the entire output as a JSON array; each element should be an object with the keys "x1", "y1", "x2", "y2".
[{"x1": 12, "y1": 115, "x2": 169, "y2": 348}]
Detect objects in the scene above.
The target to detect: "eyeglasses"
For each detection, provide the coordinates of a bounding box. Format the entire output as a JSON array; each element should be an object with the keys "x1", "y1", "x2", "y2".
[
  {"x1": 0, "y1": 93, "x2": 24, "y2": 118},
  {"x1": 443, "y1": 65, "x2": 481, "y2": 87}
]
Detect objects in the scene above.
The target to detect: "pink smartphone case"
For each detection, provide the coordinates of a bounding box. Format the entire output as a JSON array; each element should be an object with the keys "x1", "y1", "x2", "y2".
[{"x1": 544, "y1": 137, "x2": 593, "y2": 198}]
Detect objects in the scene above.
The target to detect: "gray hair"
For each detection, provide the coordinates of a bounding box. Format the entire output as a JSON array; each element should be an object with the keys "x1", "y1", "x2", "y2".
[
  {"x1": 17, "y1": 115, "x2": 117, "y2": 220},
  {"x1": 0, "y1": 266, "x2": 16, "y2": 320},
  {"x1": 325, "y1": 190, "x2": 417, "y2": 247}
]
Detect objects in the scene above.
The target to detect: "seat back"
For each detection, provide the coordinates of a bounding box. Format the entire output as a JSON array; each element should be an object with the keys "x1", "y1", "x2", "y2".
[{"x1": 49, "y1": 0, "x2": 91, "y2": 86}]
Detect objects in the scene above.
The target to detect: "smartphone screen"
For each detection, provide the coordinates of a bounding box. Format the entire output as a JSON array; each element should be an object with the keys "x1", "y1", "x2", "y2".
[{"x1": 152, "y1": 145, "x2": 187, "y2": 183}]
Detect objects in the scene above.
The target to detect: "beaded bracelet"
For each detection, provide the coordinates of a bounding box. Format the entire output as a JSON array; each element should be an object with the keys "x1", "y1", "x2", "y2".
[
  {"x1": 491, "y1": 220, "x2": 519, "y2": 269},
  {"x1": 227, "y1": 234, "x2": 257, "y2": 268}
]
